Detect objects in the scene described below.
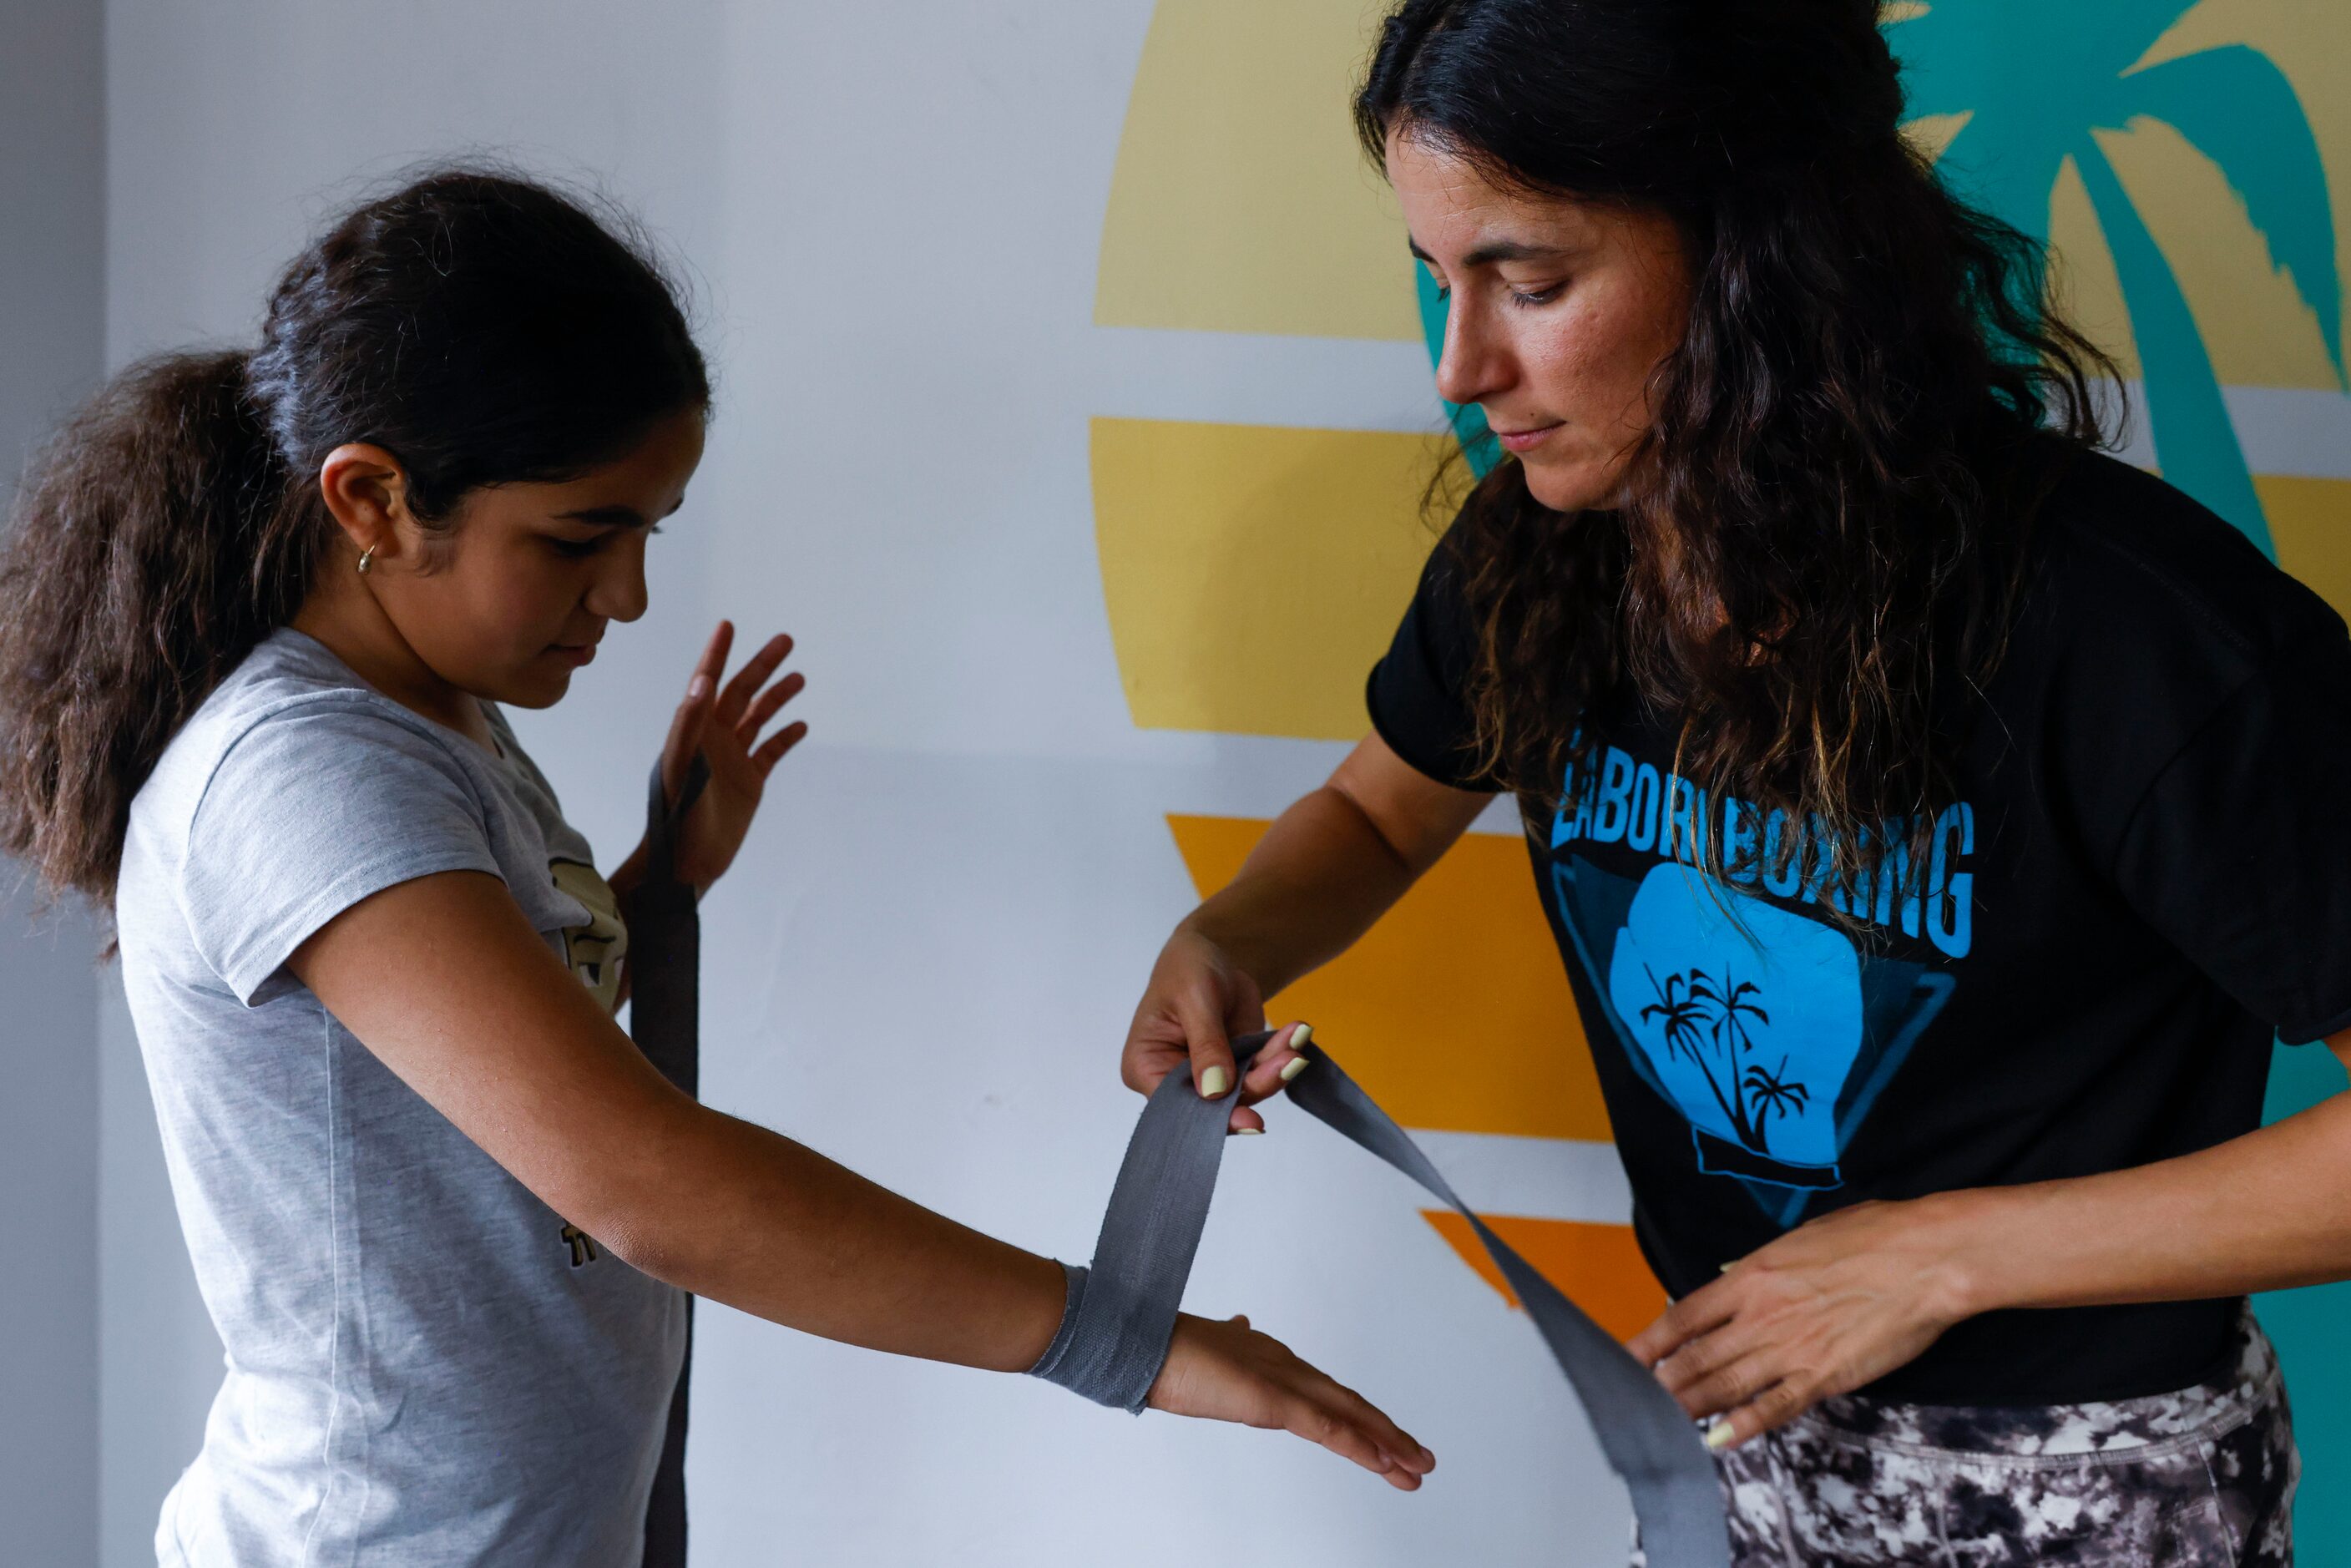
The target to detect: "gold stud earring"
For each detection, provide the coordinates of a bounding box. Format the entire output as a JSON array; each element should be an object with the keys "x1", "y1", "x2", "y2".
[{"x1": 356, "y1": 547, "x2": 377, "y2": 576}]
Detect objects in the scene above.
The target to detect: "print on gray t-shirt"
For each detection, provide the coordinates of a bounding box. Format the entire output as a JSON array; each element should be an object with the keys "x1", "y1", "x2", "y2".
[{"x1": 115, "y1": 628, "x2": 684, "y2": 1567}]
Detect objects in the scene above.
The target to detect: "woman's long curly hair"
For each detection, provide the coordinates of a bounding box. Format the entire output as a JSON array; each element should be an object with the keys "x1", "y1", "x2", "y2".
[
  {"x1": 1358, "y1": 0, "x2": 2117, "y2": 903},
  {"x1": 0, "y1": 169, "x2": 709, "y2": 905}
]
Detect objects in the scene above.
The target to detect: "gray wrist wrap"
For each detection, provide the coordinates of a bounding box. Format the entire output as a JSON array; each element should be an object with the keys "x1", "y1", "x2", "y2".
[
  {"x1": 1025, "y1": 1262, "x2": 1165, "y2": 1414},
  {"x1": 1029, "y1": 1030, "x2": 1733, "y2": 1565},
  {"x1": 1026, "y1": 1035, "x2": 1256, "y2": 1411}
]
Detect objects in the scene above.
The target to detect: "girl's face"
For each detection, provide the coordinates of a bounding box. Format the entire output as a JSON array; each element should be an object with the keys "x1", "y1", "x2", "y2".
[
  {"x1": 1387, "y1": 133, "x2": 1693, "y2": 514},
  {"x1": 367, "y1": 409, "x2": 706, "y2": 710}
]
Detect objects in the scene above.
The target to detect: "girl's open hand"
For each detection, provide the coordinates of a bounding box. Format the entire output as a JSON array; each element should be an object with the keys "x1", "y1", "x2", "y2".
[
  {"x1": 656, "y1": 620, "x2": 806, "y2": 889},
  {"x1": 1147, "y1": 1311, "x2": 1435, "y2": 1490}
]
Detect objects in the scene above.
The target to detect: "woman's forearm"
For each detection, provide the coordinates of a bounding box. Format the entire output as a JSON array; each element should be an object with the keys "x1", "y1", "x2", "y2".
[
  {"x1": 603, "y1": 1100, "x2": 1067, "y2": 1373},
  {"x1": 1181, "y1": 785, "x2": 1428, "y2": 995},
  {"x1": 1636, "y1": 1039, "x2": 2351, "y2": 1444},
  {"x1": 1941, "y1": 1044, "x2": 2351, "y2": 1316}
]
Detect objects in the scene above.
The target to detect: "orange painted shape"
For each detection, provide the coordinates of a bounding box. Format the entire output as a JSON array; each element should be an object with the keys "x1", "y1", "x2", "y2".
[
  {"x1": 1422, "y1": 1211, "x2": 1666, "y2": 1345},
  {"x1": 1166, "y1": 813, "x2": 1612, "y2": 1143}
]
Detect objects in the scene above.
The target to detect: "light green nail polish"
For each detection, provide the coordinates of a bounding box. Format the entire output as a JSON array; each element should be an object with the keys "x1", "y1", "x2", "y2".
[
  {"x1": 1199, "y1": 1065, "x2": 1231, "y2": 1098},
  {"x1": 1279, "y1": 1055, "x2": 1312, "y2": 1083},
  {"x1": 1233, "y1": 1125, "x2": 1264, "y2": 1136},
  {"x1": 1703, "y1": 1420, "x2": 1737, "y2": 1452},
  {"x1": 1291, "y1": 1022, "x2": 1314, "y2": 1047}
]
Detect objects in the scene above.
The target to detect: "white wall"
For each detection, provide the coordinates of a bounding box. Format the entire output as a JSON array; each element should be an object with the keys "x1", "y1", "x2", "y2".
[
  {"x1": 97, "y1": 4, "x2": 1625, "y2": 1563},
  {"x1": 0, "y1": 0, "x2": 106, "y2": 1562}
]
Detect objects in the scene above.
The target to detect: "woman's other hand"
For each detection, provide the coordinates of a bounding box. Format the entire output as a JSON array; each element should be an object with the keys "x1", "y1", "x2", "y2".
[
  {"x1": 1120, "y1": 927, "x2": 1311, "y2": 1134},
  {"x1": 1149, "y1": 1311, "x2": 1435, "y2": 1490},
  {"x1": 657, "y1": 620, "x2": 807, "y2": 889},
  {"x1": 1626, "y1": 1193, "x2": 1986, "y2": 1451}
]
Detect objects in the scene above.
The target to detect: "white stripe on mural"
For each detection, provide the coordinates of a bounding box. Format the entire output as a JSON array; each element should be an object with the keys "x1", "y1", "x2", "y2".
[
  {"x1": 1087, "y1": 328, "x2": 1442, "y2": 433},
  {"x1": 1089, "y1": 327, "x2": 2351, "y2": 480},
  {"x1": 1120, "y1": 731, "x2": 1531, "y2": 838},
  {"x1": 1408, "y1": 1130, "x2": 1635, "y2": 1227},
  {"x1": 2226, "y1": 387, "x2": 2351, "y2": 479}
]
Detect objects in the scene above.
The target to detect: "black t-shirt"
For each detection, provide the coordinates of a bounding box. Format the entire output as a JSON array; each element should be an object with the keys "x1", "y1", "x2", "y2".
[{"x1": 1367, "y1": 445, "x2": 2351, "y2": 1404}]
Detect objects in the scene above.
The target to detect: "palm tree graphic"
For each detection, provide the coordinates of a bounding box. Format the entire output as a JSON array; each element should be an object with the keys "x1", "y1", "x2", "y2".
[
  {"x1": 1742, "y1": 1056, "x2": 1813, "y2": 1147},
  {"x1": 1641, "y1": 964, "x2": 1791, "y2": 1156},
  {"x1": 1637, "y1": 965, "x2": 1718, "y2": 1067},
  {"x1": 1885, "y1": 0, "x2": 2345, "y2": 557}
]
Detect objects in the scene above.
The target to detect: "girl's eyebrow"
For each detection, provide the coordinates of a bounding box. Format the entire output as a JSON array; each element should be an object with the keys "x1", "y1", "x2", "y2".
[
  {"x1": 554, "y1": 496, "x2": 685, "y2": 529},
  {"x1": 554, "y1": 505, "x2": 649, "y2": 529}
]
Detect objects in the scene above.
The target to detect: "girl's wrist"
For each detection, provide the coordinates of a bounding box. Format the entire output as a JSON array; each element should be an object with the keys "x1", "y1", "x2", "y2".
[{"x1": 610, "y1": 839, "x2": 713, "y2": 900}]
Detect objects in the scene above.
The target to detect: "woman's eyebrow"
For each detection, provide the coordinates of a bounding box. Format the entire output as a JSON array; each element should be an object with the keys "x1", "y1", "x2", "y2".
[{"x1": 1408, "y1": 237, "x2": 1573, "y2": 268}]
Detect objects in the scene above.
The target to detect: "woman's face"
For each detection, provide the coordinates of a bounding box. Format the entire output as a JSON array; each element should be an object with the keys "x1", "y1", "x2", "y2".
[
  {"x1": 1387, "y1": 132, "x2": 1693, "y2": 514},
  {"x1": 367, "y1": 409, "x2": 706, "y2": 710}
]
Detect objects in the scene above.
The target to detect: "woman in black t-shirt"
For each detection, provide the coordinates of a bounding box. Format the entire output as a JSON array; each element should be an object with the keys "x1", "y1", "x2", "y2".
[{"x1": 1118, "y1": 3, "x2": 2346, "y2": 1562}]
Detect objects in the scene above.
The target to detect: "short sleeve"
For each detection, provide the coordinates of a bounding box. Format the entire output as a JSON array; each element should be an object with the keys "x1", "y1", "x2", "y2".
[
  {"x1": 1366, "y1": 533, "x2": 1495, "y2": 790},
  {"x1": 182, "y1": 697, "x2": 504, "y2": 1004},
  {"x1": 2111, "y1": 634, "x2": 2351, "y2": 1044}
]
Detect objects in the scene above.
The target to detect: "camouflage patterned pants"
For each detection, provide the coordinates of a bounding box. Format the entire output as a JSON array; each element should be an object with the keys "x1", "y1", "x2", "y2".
[{"x1": 1704, "y1": 1310, "x2": 2298, "y2": 1565}]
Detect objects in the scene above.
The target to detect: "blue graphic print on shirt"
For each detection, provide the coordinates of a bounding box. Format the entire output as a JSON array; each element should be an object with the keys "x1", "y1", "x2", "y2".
[{"x1": 1548, "y1": 741, "x2": 1969, "y2": 1226}]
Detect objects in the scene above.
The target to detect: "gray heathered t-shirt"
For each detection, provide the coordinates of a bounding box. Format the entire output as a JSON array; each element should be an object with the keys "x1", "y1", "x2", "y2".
[{"x1": 116, "y1": 628, "x2": 684, "y2": 1567}]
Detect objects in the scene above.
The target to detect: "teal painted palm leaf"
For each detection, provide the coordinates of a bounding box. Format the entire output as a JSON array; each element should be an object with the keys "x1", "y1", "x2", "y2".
[{"x1": 1887, "y1": 0, "x2": 2347, "y2": 556}]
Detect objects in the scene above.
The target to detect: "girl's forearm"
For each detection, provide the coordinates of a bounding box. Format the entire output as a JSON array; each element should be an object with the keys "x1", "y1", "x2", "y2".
[
  {"x1": 1940, "y1": 1055, "x2": 2351, "y2": 1317},
  {"x1": 1181, "y1": 786, "x2": 1424, "y2": 995},
  {"x1": 295, "y1": 872, "x2": 1067, "y2": 1375},
  {"x1": 602, "y1": 1099, "x2": 1068, "y2": 1373}
]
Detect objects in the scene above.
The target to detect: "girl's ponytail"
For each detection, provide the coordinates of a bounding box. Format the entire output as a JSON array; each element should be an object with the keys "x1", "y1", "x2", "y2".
[
  {"x1": 0, "y1": 350, "x2": 312, "y2": 899},
  {"x1": 0, "y1": 168, "x2": 709, "y2": 905}
]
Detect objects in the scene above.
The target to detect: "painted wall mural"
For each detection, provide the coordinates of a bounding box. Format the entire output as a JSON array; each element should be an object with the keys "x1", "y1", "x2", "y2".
[{"x1": 1091, "y1": 0, "x2": 2351, "y2": 1548}]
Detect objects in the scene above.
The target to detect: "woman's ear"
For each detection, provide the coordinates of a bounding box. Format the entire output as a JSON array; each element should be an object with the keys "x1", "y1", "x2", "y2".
[{"x1": 317, "y1": 444, "x2": 416, "y2": 564}]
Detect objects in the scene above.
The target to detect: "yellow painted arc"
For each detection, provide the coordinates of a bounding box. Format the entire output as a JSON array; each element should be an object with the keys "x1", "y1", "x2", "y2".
[
  {"x1": 1097, "y1": 0, "x2": 2351, "y2": 382},
  {"x1": 1167, "y1": 812, "x2": 1615, "y2": 1143},
  {"x1": 1092, "y1": 417, "x2": 1452, "y2": 740},
  {"x1": 1095, "y1": 0, "x2": 1420, "y2": 340},
  {"x1": 2262, "y1": 474, "x2": 2351, "y2": 618}
]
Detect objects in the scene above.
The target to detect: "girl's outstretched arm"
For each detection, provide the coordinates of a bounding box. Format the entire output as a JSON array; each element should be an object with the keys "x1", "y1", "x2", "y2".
[{"x1": 289, "y1": 869, "x2": 1433, "y2": 1485}]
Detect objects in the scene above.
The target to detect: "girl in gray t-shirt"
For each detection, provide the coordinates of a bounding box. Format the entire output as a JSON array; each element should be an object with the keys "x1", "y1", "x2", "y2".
[{"x1": 0, "y1": 171, "x2": 1433, "y2": 1567}]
